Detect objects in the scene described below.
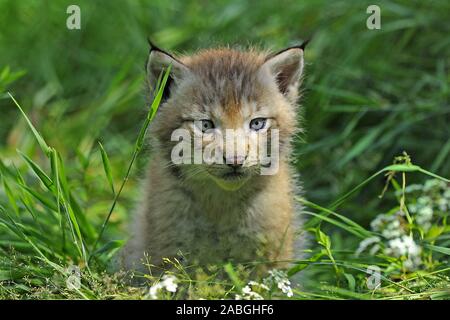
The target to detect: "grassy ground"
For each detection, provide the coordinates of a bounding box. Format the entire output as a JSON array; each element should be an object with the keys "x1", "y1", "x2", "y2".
[{"x1": 0, "y1": 0, "x2": 449, "y2": 299}]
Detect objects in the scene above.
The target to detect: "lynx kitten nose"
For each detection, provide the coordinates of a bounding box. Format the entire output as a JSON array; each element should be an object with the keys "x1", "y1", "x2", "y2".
[{"x1": 224, "y1": 155, "x2": 245, "y2": 167}]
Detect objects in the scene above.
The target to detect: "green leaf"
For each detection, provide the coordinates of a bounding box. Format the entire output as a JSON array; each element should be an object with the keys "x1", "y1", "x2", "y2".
[
  {"x1": 343, "y1": 273, "x2": 356, "y2": 292},
  {"x1": 135, "y1": 65, "x2": 172, "y2": 152},
  {"x1": 316, "y1": 229, "x2": 331, "y2": 249},
  {"x1": 304, "y1": 211, "x2": 368, "y2": 239},
  {"x1": 50, "y1": 148, "x2": 87, "y2": 263},
  {"x1": 18, "y1": 183, "x2": 58, "y2": 212},
  {"x1": 98, "y1": 141, "x2": 115, "y2": 195},
  {"x1": 18, "y1": 151, "x2": 53, "y2": 190},
  {"x1": 91, "y1": 240, "x2": 124, "y2": 260},
  {"x1": 1, "y1": 176, "x2": 19, "y2": 216},
  {"x1": 287, "y1": 262, "x2": 309, "y2": 277},
  {"x1": 329, "y1": 163, "x2": 449, "y2": 210},
  {"x1": 424, "y1": 244, "x2": 450, "y2": 256},
  {"x1": 8, "y1": 92, "x2": 51, "y2": 156},
  {"x1": 90, "y1": 66, "x2": 172, "y2": 260},
  {"x1": 300, "y1": 197, "x2": 372, "y2": 238},
  {"x1": 224, "y1": 263, "x2": 243, "y2": 290}
]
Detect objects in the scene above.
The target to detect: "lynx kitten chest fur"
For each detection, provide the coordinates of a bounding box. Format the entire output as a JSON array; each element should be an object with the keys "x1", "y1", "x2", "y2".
[{"x1": 120, "y1": 43, "x2": 306, "y2": 274}]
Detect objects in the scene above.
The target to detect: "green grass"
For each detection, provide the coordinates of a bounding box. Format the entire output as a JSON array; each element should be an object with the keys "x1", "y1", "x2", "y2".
[{"x1": 0, "y1": 0, "x2": 449, "y2": 299}]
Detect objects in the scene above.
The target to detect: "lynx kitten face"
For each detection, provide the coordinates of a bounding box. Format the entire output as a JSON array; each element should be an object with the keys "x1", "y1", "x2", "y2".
[
  {"x1": 120, "y1": 43, "x2": 306, "y2": 276},
  {"x1": 146, "y1": 45, "x2": 304, "y2": 191}
]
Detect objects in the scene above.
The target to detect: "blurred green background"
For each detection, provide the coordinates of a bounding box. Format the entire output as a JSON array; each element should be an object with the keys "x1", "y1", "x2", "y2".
[{"x1": 0, "y1": 0, "x2": 449, "y2": 244}]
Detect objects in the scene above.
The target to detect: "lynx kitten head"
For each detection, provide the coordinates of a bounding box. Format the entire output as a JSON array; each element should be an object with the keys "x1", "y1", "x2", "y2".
[{"x1": 146, "y1": 43, "x2": 305, "y2": 191}]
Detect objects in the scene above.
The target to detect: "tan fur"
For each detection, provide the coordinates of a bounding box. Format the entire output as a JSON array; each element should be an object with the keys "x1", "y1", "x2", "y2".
[{"x1": 119, "y1": 46, "x2": 306, "y2": 276}]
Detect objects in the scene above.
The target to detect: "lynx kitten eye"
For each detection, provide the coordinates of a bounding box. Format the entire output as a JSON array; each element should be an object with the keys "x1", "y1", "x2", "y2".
[
  {"x1": 197, "y1": 119, "x2": 215, "y2": 132},
  {"x1": 249, "y1": 118, "x2": 267, "y2": 131}
]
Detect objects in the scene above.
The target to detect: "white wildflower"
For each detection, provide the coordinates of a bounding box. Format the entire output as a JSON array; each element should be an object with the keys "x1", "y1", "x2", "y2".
[
  {"x1": 404, "y1": 184, "x2": 423, "y2": 193},
  {"x1": 264, "y1": 269, "x2": 293, "y2": 298},
  {"x1": 371, "y1": 211, "x2": 405, "y2": 239},
  {"x1": 408, "y1": 203, "x2": 418, "y2": 214},
  {"x1": 147, "y1": 275, "x2": 178, "y2": 299},
  {"x1": 444, "y1": 188, "x2": 450, "y2": 199},
  {"x1": 160, "y1": 275, "x2": 178, "y2": 293},
  {"x1": 235, "y1": 285, "x2": 264, "y2": 300},
  {"x1": 148, "y1": 283, "x2": 163, "y2": 299},
  {"x1": 416, "y1": 206, "x2": 433, "y2": 231},
  {"x1": 403, "y1": 255, "x2": 422, "y2": 270},
  {"x1": 385, "y1": 235, "x2": 422, "y2": 270},
  {"x1": 363, "y1": 179, "x2": 448, "y2": 273},
  {"x1": 242, "y1": 285, "x2": 252, "y2": 294},
  {"x1": 437, "y1": 197, "x2": 448, "y2": 212},
  {"x1": 417, "y1": 196, "x2": 431, "y2": 206},
  {"x1": 419, "y1": 206, "x2": 431, "y2": 216},
  {"x1": 278, "y1": 279, "x2": 293, "y2": 297},
  {"x1": 248, "y1": 281, "x2": 269, "y2": 291}
]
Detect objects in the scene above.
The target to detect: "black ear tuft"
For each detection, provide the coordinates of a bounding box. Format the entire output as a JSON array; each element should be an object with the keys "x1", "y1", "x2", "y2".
[
  {"x1": 145, "y1": 41, "x2": 189, "y2": 103},
  {"x1": 268, "y1": 38, "x2": 310, "y2": 58},
  {"x1": 147, "y1": 38, "x2": 164, "y2": 53},
  {"x1": 298, "y1": 39, "x2": 310, "y2": 51}
]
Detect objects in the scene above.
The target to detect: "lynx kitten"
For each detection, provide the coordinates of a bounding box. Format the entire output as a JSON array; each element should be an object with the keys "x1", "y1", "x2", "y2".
[{"x1": 120, "y1": 42, "x2": 307, "y2": 276}]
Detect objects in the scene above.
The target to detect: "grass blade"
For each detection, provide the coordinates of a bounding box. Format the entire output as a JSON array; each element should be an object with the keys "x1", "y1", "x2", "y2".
[
  {"x1": 17, "y1": 151, "x2": 53, "y2": 190},
  {"x1": 330, "y1": 163, "x2": 449, "y2": 210},
  {"x1": 8, "y1": 92, "x2": 51, "y2": 156},
  {"x1": 98, "y1": 141, "x2": 115, "y2": 196},
  {"x1": 89, "y1": 65, "x2": 172, "y2": 261},
  {"x1": 424, "y1": 244, "x2": 450, "y2": 256}
]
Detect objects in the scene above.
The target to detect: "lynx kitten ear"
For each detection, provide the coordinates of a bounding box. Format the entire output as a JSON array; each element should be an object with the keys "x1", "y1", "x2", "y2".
[
  {"x1": 146, "y1": 42, "x2": 189, "y2": 100},
  {"x1": 262, "y1": 44, "x2": 305, "y2": 102}
]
